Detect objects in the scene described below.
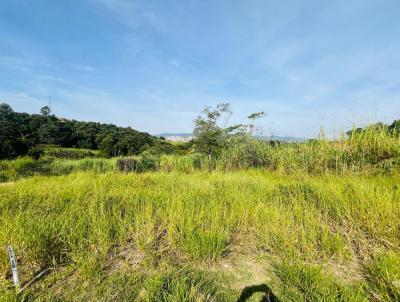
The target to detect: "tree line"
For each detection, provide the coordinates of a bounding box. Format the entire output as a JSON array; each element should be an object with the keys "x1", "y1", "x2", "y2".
[
  {"x1": 0, "y1": 103, "x2": 158, "y2": 159},
  {"x1": 2, "y1": 101, "x2": 398, "y2": 161}
]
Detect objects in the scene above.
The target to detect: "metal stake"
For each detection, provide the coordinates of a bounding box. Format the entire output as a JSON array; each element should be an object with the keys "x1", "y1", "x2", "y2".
[{"x1": 7, "y1": 245, "x2": 20, "y2": 288}]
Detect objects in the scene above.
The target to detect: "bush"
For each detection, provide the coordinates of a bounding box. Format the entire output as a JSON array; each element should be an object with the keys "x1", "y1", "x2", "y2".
[
  {"x1": 0, "y1": 171, "x2": 9, "y2": 182},
  {"x1": 28, "y1": 147, "x2": 44, "y2": 160},
  {"x1": 0, "y1": 157, "x2": 52, "y2": 180},
  {"x1": 218, "y1": 136, "x2": 273, "y2": 170},
  {"x1": 116, "y1": 158, "x2": 138, "y2": 172},
  {"x1": 12, "y1": 158, "x2": 52, "y2": 177},
  {"x1": 136, "y1": 151, "x2": 160, "y2": 172}
]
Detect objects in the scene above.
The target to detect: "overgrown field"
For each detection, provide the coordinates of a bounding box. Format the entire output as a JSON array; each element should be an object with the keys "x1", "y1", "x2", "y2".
[
  {"x1": 1, "y1": 130, "x2": 399, "y2": 301},
  {"x1": 1, "y1": 171, "x2": 399, "y2": 301},
  {"x1": 1, "y1": 128, "x2": 400, "y2": 184}
]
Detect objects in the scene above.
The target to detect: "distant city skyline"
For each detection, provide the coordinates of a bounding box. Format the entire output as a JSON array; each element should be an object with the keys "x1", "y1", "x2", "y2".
[{"x1": 1, "y1": 0, "x2": 399, "y2": 138}]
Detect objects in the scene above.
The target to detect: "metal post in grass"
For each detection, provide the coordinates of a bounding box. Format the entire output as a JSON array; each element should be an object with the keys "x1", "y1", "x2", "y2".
[{"x1": 7, "y1": 245, "x2": 20, "y2": 288}]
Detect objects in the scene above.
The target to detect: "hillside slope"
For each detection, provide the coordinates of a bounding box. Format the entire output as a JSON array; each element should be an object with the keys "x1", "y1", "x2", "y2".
[{"x1": 0, "y1": 103, "x2": 157, "y2": 159}]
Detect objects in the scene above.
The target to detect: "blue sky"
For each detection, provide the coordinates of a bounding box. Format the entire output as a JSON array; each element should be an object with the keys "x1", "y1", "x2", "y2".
[{"x1": 0, "y1": 0, "x2": 399, "y2": 137}]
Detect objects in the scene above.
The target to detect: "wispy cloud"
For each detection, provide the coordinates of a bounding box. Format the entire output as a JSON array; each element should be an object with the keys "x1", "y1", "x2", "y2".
[
  {"x1": 0, "y1": 55, "x2": 45, "y2": 72},
  {"x1": 72, "y1": 64, "x2": 95, "y2": 72},
  {"x1": 94, "y1": 0, "x2": 163, "y2": 30}
]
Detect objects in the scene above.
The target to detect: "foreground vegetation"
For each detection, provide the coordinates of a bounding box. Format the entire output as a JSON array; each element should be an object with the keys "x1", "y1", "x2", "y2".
[
  {"x1": 1, "y1": 103, "x2": 399, "y2": 301},
  {"x1": 1, "y1": 125, "x2": 399, "y2": 184},
  {"x1": 1, "y1": 171, "x2": 399, "y2": 301}
]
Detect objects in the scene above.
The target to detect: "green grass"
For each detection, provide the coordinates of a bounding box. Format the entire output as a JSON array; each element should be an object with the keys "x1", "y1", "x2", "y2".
[
  {"x1": 0, "y1": 170, "x2": 399, "y2": 301},
  {"x1": 0, "y1": 129, "x2": 399, "y2": 300},
  {"x1": 271, "y1": 261, "x2": 367, "y2": 301},
  {"x1": 42, "y1": 145, "x2": 102, "y2": 159},
  {"x1": 217, "y1": 129, "x2": 400, "y2": 174},
  {"x1": 1, "y1": 128, "x2": 399, "y2": 183},
  {"x1": 364, "y1": 252, "x2": 400, "y2": 301},
  {"x1": 0, "y1": 157, "x2": 117, "y2": 182}
]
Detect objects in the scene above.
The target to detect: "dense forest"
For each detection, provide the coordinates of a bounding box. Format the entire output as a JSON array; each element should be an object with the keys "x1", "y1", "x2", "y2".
[{"x1": 0, "y1": 103, "x2": 164, "y2": 159}]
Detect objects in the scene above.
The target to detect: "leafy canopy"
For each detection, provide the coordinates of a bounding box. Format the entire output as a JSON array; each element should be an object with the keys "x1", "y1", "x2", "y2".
[{"x1": 193, "y1": 103, "x2": 265, "y2": 157}]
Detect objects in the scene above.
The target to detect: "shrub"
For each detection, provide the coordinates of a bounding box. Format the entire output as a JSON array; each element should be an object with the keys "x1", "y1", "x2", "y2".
[
  {"x1": 218, "y1": 136, "x2": 273, "y2": 170},
  {"x1": 136, "y1": 151, "x2": 160, "y2": 172},
  {"x1": 12, "y1": 158, "x2": 52, "y2": 177},
  {"x1": 28, "y1": 147, "x2": 44, "y2": 160},
  {"x1": 0, "y1": 171, "x2": 9, "y2": 182},
  {"x1": 116, "y1": 158, "x2": 138, "y2": 172}
]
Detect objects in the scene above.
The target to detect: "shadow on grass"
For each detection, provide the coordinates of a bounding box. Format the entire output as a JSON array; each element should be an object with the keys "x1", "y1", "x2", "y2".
[{"x1": 237, "y1": 284, "x2": 280, "y2": 302}]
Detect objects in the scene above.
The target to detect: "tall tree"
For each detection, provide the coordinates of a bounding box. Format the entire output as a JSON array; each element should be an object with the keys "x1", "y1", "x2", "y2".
[
  {"x1": 247, "y1": 111, "x2": 265, "y2": 135},
  {"x1": 0, "y1": 103, "x2": 13, "y2": 114},
  {"x1": 40, "y1": 106, "x2": 51, "y2": 116},
  {"x1": 193, "y1": 103, "x2": 243, "y2": 157}
]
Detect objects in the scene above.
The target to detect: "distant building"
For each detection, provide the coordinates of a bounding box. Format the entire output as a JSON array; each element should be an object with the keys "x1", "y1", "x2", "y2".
[{"x1": 164, "y1": 135, "x2": 193, "y2": 142}]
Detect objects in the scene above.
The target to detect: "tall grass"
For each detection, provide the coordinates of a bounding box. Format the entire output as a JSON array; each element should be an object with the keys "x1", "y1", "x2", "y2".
[
  {"x1": 0, "y1": 171, "x2": 399, "y2": 300},
  {"x1": 1, "y1": 128, "x2": 399, "y2": 183},
  {"x1": 0, "y1": 157, "x2": 116, "y2": 182},
  {"x1": 43, "y1": 145, "x2": 102, "y2": 159},
  {"x1": 218, "y1": 129, "x2": 400, "y2": 174},
  {"x1": 0, "y1": 129, "x2": 399, "y2": 300}
]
